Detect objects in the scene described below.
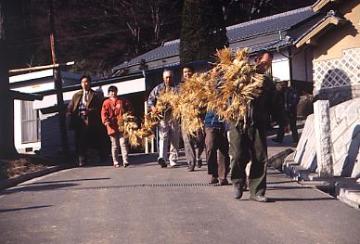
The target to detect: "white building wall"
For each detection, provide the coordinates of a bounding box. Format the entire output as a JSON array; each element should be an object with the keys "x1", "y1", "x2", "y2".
[
  {"x1": 13, "y1": 100, "x2": 41, "y2": 153},
  {"x1": 33, "y1": 77, "x2": 146, "y2": 109},
  {"x1": 272, "y1": 53, "x2": 290, "y2": 81},
  {"x1": 11, "y1": 75, "x2": 146, "y2": 154}
]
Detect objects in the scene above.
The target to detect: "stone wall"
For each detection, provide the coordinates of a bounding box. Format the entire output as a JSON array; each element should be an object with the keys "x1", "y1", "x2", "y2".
[{"x1": 293, "y1": 97, "x2": 360, "y2": 178}]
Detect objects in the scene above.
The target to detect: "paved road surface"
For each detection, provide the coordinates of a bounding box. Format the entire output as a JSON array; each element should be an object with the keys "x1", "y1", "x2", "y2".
[{"x1": 1, "y1": 150, "x2": 359, "y2": 244}]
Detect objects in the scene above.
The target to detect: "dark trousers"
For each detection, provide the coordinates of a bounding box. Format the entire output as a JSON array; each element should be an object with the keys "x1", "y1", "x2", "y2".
[
  {"x1": 75, "y1": 126, "x2": 90, "y2": 164},
  {"x1": 181, "y1": 123, "x2": 204, "y2": 167},
  {"x1": 75, "y1": 125, "x2": 106, "y2": 164},
  {"x1": 205, "y1": 127, "x2": 230, "y2": 180},
  {"x1": 229, "y1": 124, "x2": 267, "y2": 197},
  {"x1": 276, "y1": 111, "x2": 299, "y2": 143}
]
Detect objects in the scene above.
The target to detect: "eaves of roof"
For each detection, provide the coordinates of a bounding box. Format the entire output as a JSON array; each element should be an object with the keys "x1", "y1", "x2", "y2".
[
  {"x1": 294, "y1": 11, "x2": 346, "y2": 48},
  {"x1": 37, "y1": 73, "x2": 144, "y2": 96},
  {"x1": 312, "y1": 0, "x2": 338, "y2": 12}
]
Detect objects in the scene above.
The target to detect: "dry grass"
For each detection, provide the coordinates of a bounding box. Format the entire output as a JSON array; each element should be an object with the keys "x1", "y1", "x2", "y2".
[{"x1": 0, "y1": 155, "x2": 56, "y2": 180}]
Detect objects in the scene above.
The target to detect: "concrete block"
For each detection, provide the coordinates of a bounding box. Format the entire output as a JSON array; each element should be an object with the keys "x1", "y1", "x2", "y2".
[
  {"x1": 347, "y1": 190, "x2": 360, "y2": 202},
  {"x1": 338, "y1": 192, "x2": 360, "y2": 209},
  {"x1": 268, "y1": 148, "x2": 294, "y2": 170},
  {"x1": 331, "y1": 121, "x2": 348, "y2": 142},
  {"x1": 282, "y1": 163, "x2": 313, "y2": 181},
  {"x1": 332, "y1": 138, "x2": 346, "y2": 162},
  {"x1": 294, "y1": 115, "x2": 314, "y2": 163},
  {"x1": 329, "y1": 110, "x2": 338, "y2": 131},
  {"x1": 333, "y1": 154, "x2": 348, "y2": 176},
  {"x1": 300, "y1": 150, "x2": 317, "y2": 171},
  {"x1": 350, "y1": 153, "x2": 360, "y2": 178},
  {"x1": 345, "y1": 106, "x2": 360, "y2": 126},
  {"x1": 334, "y1": 104, "x2": 346, "y2": 123},
  {"x1": 314, "y1": 100, "x2": 333, "y2": 177}
]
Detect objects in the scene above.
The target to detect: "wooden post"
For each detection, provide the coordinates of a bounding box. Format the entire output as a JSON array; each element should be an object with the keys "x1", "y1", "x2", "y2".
[
  {"x1": 49, "y1": 0, "x2": 69, "y2": 154},
  {"x1": 144, "y1": 101, "x2": 149, "y2": 153},
  {"x1": 9, "y1": 62, "x2": 74, "y2": 74}
]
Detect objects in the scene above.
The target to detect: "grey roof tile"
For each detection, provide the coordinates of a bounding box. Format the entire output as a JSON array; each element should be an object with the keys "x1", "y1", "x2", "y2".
[{"x1": 114, "y1": 6, "x2": 317, "y2": 71}]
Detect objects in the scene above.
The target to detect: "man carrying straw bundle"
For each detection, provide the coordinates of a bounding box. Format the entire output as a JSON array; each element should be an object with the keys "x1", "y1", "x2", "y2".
[
  {"x1": 147, "y1": 69, "x2": 180, "y2": 168},
  {"x1": 180, "y1": 65, "x2": 205, "y2": 172},
  {"x1": 229, "y1": 51, "x2": 276, "y2": 202}
]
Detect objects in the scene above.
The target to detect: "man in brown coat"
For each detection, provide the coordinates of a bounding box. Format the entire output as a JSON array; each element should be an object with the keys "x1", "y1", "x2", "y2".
[{"x1": 68, "y1": 75, "x2": 103, "y2": 166}]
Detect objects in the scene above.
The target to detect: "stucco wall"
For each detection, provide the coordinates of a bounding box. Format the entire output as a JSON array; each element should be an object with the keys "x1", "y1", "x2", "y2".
[
  {"x1": 313, "y1": 1, "x2": 360, "y2": 61},
  {"x1": 312, "y1": 1, "x2": 360, "y2": 98}
]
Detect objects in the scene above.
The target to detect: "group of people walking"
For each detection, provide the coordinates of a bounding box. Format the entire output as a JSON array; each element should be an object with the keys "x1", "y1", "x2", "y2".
[{"x1": 67, "y1": 51, "x2": 299, "y2": 203}]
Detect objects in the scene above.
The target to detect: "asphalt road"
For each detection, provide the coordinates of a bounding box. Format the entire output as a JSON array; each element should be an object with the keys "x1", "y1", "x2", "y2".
[{"x1": 0, "y1": 154, "x2": 359, "y2": 244}]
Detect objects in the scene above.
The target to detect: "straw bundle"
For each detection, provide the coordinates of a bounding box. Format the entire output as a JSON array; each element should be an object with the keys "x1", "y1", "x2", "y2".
[
  {"x1": 207, "y1": 48, "x2": 265, "y2": 122},
  {"x1": 122, "y1": 47, "x2": 266, "y2": 146}
]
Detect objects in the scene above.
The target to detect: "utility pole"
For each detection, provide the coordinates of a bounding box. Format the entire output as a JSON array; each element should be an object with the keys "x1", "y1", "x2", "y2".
[{"x1": 48, "y1": 0, "x2": 69, "y2": 155}]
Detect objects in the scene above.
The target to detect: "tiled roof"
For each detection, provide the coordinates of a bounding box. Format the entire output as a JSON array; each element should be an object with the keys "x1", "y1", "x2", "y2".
[
  {"x1": 226, "y1": 6, "x2": 316, "y2": 42},
  {"x1": 113, "y1": 6, "x2": 317, "y2": 71}
]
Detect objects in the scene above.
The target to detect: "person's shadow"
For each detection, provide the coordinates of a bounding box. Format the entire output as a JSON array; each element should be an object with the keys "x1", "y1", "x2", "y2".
[{"x1": 341, "y1": 125, "x2": 360, "y2": 177}]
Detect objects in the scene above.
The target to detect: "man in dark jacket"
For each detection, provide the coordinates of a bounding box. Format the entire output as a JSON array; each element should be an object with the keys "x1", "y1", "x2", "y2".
[
  {"x1": 229, "y1": 51, "x2": 275, "y2": 202},
  {"x1": 67, "y1": 75, "x2": 103, "y2": 166},
  {"x1": 272, "y1": 81, "x2": 299, "y2": 143}
]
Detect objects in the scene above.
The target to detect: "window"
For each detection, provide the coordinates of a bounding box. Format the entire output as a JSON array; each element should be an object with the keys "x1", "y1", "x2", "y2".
[{"x1": 21, "y1": 101, "x2": 40, "y2": 143}]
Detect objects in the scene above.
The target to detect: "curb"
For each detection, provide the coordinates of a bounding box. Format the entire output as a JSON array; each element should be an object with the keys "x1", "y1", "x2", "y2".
[
  {"x1": 268, "y1": 148, "x2": 294, "y2": 170},
  {"x1": 281, "y1": 153, "x2": 360, "y2": 209},
  {"x1": 0, "y1": 165, "x2": 69, "y2": 191}
]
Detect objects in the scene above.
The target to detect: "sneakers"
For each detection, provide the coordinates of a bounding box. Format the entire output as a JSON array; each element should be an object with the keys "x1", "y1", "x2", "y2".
[
  {"x1": 158, "y1": 158, "x2": 167, "y2": 168},
  {"x1": 123, "y1": 163, "x2": 129, "y2": 168},
  {"x1": 250, "y1": 195, "x2": 269, "y2": 202},
  {"x1": 169, "y1": 161, "x2": 178, "y2": 168},
  {"x1": 114, "y1": 164, "x2": 120, "y2": 168}
]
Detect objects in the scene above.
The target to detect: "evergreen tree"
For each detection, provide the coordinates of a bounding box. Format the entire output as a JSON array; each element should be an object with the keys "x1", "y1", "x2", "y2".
[
  {"x1": 0, "y1": 0, "x2": 17, "y2": 156},
  {"x1": 180, "y1": 0, "x2": 229, "y2": 64}
]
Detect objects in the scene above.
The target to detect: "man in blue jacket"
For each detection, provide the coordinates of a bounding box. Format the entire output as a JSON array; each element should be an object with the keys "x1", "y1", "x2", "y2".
[{"x1": 204, "y1": 111, "x2": 230, "y2": 185}]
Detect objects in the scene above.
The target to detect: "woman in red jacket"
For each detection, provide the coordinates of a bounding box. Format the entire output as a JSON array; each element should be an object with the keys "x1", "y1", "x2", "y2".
[{"x1": 101, "y1": 86, "x2": 131, "y2": 168}]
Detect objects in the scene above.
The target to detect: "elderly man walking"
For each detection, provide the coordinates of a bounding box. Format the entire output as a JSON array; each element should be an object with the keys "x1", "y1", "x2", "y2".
[{"x1": 148, "y1": 69, "x2": 180, "y2": 168}]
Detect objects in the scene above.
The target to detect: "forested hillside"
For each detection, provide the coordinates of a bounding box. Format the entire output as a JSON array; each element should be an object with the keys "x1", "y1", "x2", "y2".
[{"x1": 6, "y1": 0, "x2": 315, "y2": 76}]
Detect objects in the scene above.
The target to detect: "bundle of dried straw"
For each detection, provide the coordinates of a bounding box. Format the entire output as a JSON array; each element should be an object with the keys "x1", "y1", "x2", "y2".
[{"x1": 120, "y1": 47, "x2": 265, "y2": 146}]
